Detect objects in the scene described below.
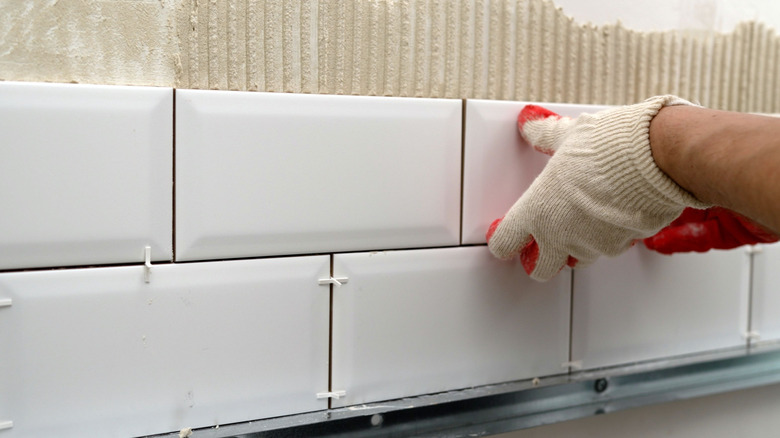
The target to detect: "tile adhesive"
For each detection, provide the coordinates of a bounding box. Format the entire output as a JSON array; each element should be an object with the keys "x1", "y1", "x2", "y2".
[{"x1": 1, "y1": 0, "x2": 779, "y2": 112}]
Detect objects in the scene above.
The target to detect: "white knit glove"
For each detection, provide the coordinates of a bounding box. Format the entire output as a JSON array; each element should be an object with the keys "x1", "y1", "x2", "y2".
[{"x1": 486, "y1": 95, "x2": 710, "y2": 281}]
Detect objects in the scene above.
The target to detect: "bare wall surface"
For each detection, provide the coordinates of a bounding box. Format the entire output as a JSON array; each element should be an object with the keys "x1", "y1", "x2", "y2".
[
  {"x1": 0, "y1": 1, "x2": 177, "y2": 87},
  {"x1": 2, "y1": 0, "x2": 780, "y2": 112}
]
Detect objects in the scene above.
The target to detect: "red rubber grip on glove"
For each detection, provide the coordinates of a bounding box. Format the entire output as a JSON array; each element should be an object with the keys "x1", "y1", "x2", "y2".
[
  {"x1": 517, "y1": 105, "x2": 562, "y2": 156},
  {"x1": 487, "y1": 218, "x2": 577, "y2": 275},
  {"x1": 644, "y1": 207, "x2": 778, "y2": 254}
]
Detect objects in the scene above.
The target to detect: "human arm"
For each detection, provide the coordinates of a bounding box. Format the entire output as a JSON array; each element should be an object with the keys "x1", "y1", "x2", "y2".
[
  {"x1": 486, "y1": 97, "x2": 778, "y2": 281},
  {"x1": 650, "y1": 105, "x2": 780, "y2": 234}
]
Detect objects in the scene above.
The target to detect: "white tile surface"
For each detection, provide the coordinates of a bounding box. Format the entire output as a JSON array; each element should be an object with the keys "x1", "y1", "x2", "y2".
[
  {"x1": 0, "y1": 257, "x2": 329, "y2": 437},
  {"x1": 0, "y1": 82, "x2": 173, "y2": 270},
  {"x1": 176, "y1": 90, "x2": 462, "y2": 261},
  {"x1": 749, "y1": 243, "x2": 780, "y2": 344},
  {"x1": 571, "y1": 246, "x2": 750, "y2": 370},
  {"x1": 331, "y1": 246, "x2": 571, "y2": 407},
  {"x1": 462, "y1": 100, "x2": 610, "y2": 244}
]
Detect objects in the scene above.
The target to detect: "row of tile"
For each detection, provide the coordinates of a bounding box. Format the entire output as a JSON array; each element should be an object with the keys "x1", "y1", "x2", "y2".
[
  {"x1": 2, "y1": 81, "x2": 597, "y2": 270},
  {"x1": 3, "y1": 81, "x2": 779, "y2": 437},
  {"x1": 4, "y1": 243, "x2": 776, "y2": 437}
]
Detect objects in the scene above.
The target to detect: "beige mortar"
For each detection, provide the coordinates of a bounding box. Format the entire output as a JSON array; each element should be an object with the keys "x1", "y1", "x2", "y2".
[
  {"x1": 1, "y1": 0, "x2": 778, "y2": 112},
  {"x1": 0, "y1": 0, "x2": 176, "y2": 87}
]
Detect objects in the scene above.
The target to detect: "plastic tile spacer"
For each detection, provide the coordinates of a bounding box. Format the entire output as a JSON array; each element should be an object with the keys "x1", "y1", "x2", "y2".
[
  {"x1": 144, "y1": 246, "x2": 152, "y2": 283},
  {"x1": 562, "y1": 360, "x2": 583, "y2": 370},
  {"x1": 316, "y1": 390, "x2": 346, "y2": 400},
  {"x1": 0, "y1": 420, "x2": 12, "y2": 431},
  {"x1": 743, "y1": 331, "x2": 761, "y2": 342},
  {"x1": 318, "y1": 277, "x2": 349, "y2": 287},
  {"x1": 0, "y1": 298, "x2": 11, "y2": 308},
  {"x1": 745, "y1": 245, "x2": 764, "y2": 255}
]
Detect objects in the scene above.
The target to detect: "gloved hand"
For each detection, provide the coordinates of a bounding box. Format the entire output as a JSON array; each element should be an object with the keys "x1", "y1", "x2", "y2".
[
  {"x1": 486, "y1": 96, "x2": 710, "y2": 281},
  {"x1": 644, "y1": 206, "x2": 778, "y2": 254}
]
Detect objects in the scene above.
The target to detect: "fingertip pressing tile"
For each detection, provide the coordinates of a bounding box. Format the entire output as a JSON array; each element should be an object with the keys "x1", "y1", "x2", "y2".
[
  {"x1": 461, "y1": 100, "x2": 610, "y2": 244},
  {"x1": 0, "y1": 82, "x2": 173, "y2": 270},
  {"x1": 465, "y1": 100, "x2": 751, "y2": 370}
]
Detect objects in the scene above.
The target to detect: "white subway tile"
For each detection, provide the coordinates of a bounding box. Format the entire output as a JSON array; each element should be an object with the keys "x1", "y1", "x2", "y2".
[
  {"x1": 0, "y1": 82, "x2": 173, "y2": 270},
  {"x1": 462, "y1": 100, "x2": 609, "y2": 244},
  {"x1": 0, "y1": 257, "x2": 329, "y2": 437},
  {"x1": 175, "y1": 90, "x2": 462, "y2": 261},
  {"x1": 749, "y1": 243, "x2": 780, "y2": 344},
  {"x1": 330, "y1": 246, "x2": 570, "y2": 407},
  {"x1": 571, "y1": 246, "x2": 750, "y2": 369}
]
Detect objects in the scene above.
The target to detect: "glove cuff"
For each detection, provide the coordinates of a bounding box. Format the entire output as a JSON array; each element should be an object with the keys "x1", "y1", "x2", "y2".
[
  {"x1": 640, "y1": 95, "x2": 710, "y2": 208},
  {"x1": 594, "y1": 95, "x2": 711, "y2": 219}
]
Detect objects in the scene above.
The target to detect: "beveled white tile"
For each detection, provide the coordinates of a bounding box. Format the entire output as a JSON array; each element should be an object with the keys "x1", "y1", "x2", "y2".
[
  {"x1": 462, "y1": 100, "x2": 610, "y2": 244},
  {"x1": 750, "y1": 243, "x2": 780, "y2": 344},
  {"x1": 176, "y1": 90, "x2": 462, "y2": 261},
  {"x1": 0, "y1": 257, "x2": 329, "y2": 437},
  {"x1": 0, "y1": 82, "x2": 173, "y2": 270},
  {"x1": 571, "y1": 246, "x2": 750, "y2": 370},
  {"x1": 331, "y1": 246, "x2": 570, "y2": 407}
]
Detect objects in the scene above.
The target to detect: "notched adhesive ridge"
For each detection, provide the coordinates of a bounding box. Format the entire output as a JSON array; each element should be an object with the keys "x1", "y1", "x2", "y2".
[{"x1": 2, "y1": 0, "x2": 779, "y2": 112}]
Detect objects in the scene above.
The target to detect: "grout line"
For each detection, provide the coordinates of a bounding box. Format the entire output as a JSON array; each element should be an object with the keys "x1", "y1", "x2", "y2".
[
  {"x1": 747, "y1": 248, "x2": 756, "y2": 350},
  {"x1": 568, "y1": 268, "x2": 575, "y2": 373},
  {"x1": 172, "y1": 88, "x2": 177, "y2": 262},
  {"x1": 459, "y1": 99, "x2": 467, "y2": 246},
  {"x1": 0, "y1": 244, "x2": 492, "y2": 275},
  {"x1": 328, "y1": 253, "x2": 334, "y2": 410},
  {"x1": 172, "y1": 244, "x2": 480, "y2": 264},
  {"x1": 0, "y1": 260, "x2": 178, "y2": 275}
]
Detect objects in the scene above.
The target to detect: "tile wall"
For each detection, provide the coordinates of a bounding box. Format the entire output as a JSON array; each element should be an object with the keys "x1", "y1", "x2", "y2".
[{"x1": 0, "y1": 81, "x2": 775, "y2": 437}]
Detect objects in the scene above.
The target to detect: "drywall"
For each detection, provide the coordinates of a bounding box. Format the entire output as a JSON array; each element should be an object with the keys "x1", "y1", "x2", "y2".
[{"x1": 2, "y1": 0, "x2": 780, "y2": 112}]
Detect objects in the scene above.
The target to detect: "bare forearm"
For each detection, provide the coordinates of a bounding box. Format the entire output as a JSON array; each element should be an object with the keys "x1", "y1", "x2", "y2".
[{"x1": 650, "y1": 105, "x2": 780, "y2": 234}]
